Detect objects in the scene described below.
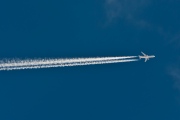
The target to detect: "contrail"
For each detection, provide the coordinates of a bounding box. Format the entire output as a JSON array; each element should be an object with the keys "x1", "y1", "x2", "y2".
[
  {"x1": 0, "y1": 56, "x2": 138, "y2": 71},
  {"x1": 0, "y1": 56, "x2": 137, "y2": 67}
]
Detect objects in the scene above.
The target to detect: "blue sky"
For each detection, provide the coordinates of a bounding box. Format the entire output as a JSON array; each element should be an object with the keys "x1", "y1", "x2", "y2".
[{"x1": 0, "y1": 0, "x2": 180, "y2": 120}]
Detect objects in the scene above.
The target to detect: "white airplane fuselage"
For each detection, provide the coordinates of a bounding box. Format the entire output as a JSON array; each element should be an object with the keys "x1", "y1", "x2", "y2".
[{"x1": 139, "y1": 52, "x2": 155, "y2": 62}]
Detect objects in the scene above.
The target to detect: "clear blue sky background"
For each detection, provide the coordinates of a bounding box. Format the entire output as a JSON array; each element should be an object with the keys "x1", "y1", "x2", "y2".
[{"x1": 0, "y1": 0, "x2": 180, "y2": 120}]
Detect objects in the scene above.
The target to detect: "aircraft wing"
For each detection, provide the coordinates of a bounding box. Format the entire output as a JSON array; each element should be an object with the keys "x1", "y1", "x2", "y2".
[
  {"x1": 141, "y1": 52, "x2": 146, "y2": 56},
  {"x1": 145, "y1": 58, "x2": 147, "y2": 62}
]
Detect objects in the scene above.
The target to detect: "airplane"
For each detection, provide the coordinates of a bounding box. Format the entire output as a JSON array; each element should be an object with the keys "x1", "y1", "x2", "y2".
[{"x1": 139, "y1": 52, "x2": 155, "y2": 62}]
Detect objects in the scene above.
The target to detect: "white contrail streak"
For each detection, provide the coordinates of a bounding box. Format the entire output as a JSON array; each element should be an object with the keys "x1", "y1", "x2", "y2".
[
  {"x1": 0, "y1": 56, "x2": 138, "y2": 71},
  {"x1": 0, "y1": 56, "x2": 137, "y2": 67},
  {"x1": 0, "y1": 59, "x2": 138, "y2": 71}
]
